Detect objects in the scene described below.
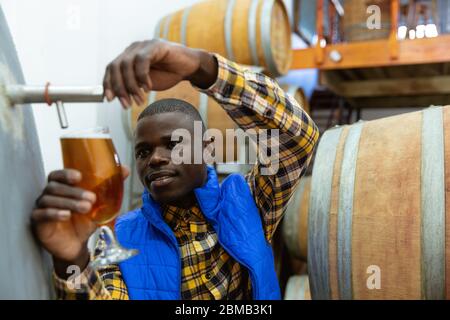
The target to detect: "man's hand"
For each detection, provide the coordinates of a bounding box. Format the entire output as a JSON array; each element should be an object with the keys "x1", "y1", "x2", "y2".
[
  {"x1": 31, "y1": 166, "x2": 130, "y2": 279},
  {"x1": 103, "y1": 39, "x2": 218, "y2": 108}
]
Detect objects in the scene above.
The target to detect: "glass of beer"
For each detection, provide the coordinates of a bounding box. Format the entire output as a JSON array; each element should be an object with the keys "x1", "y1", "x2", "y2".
[{"x1": 60, "y1": 127, "x2": 137, "y2": 268}]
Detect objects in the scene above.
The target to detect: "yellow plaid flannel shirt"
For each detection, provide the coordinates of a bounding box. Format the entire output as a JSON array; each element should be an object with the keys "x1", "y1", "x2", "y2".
[{"x1": 53, "y1": 54, "x2": 319, "y2": 300}]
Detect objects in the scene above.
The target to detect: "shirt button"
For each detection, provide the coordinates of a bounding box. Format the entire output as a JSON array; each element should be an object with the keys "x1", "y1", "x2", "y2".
[{"x1": 205, "y1": 272, "x2": 211, "y2": 280}]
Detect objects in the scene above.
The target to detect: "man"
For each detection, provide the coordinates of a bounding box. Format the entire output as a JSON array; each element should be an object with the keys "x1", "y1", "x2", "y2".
[{"x1": 31, "y1": 39, "x2": 319, "y2": 300}]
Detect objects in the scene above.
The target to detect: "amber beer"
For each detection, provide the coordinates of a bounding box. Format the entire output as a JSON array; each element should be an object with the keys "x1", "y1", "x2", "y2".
[{"x1": 60, "y1": 129, "x2": 123, "y2": 225}]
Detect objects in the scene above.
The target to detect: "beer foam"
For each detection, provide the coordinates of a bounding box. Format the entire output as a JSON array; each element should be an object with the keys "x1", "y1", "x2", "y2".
[{"x1": 61, "y1": 128, "x2": 111, "y2": 139}]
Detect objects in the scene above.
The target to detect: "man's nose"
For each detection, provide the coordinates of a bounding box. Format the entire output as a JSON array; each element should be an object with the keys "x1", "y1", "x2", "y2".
[{"x1": 148, "y1": 147, "x2": 170, "y2": 167}]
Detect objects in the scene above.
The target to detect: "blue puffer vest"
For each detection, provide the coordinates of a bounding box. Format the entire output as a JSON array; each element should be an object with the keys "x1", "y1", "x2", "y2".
[{"x1": 115, "y1": 166, "x2": 281, "y2": 300}]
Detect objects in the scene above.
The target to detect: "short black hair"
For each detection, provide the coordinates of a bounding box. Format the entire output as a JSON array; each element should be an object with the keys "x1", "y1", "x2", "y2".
[{"x1": 137, "y1": 98, "x2": 205, "y2": 130}]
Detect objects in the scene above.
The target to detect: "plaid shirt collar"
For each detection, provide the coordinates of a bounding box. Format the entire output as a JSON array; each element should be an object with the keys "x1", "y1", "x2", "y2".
[{"x1": 163, "y1": 204, "x2": 204, "y2": 230}]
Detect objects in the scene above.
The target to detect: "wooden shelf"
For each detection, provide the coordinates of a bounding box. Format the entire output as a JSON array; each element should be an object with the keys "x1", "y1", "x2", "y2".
[
  {"x1": 291, "y1": 35, "x2": 450, "y2": 108},
  {"x1": 291, "y1": 34, "x2": 450, "y2": 70}
]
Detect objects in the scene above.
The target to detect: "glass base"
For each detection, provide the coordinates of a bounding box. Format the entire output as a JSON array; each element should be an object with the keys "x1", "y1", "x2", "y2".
[
  {"x1": 89, "y1": 225, "x2": 138, "y2": 269},
  {"x1": 90, "y1": 246, "x2": 138, "y2": 268}
]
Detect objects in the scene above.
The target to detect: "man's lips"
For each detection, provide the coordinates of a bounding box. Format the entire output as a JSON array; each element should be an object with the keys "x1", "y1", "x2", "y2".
[{"x1": 146, "y1": 170, "x2": 177, "y2": 189}]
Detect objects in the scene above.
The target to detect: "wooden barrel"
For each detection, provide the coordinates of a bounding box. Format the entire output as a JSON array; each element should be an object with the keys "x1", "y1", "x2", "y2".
[
  {"x1": 284, "y1": 275, "x2": 312, "y2": 300},
  {"x1": 281, "y1": 84, "x2": 311, "y2": 116},
  {"x1": 343, "y1": 0, "x2": 391, "y2": 42},
  {"x1": 155, "y1": 0, "x2": 292, "y2": 76},
  {"x1": 308, "y1": 106, "x2": 450, "y2": 300},
  {"x1": 126, "y1": 81, "x2": 238, "y2": 163},
  {"x1": 282, "y1": 176, "x2": 311, "y2": 261}
]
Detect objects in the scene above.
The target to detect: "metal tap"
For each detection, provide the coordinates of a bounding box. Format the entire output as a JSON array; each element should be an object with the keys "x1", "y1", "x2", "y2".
[{"x1": 5, "y1": 84, "x2": 105, "y2": 129}]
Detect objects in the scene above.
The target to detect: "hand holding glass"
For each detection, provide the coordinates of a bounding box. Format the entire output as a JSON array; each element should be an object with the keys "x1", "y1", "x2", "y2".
[{"x1": 60, "y1": 127, "x2": 137, "y2": 268}]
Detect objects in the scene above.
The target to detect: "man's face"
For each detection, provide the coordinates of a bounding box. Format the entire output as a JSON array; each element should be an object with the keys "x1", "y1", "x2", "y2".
[{"x1": 134, "y1": 112, "x2": 207, "y2": 206}]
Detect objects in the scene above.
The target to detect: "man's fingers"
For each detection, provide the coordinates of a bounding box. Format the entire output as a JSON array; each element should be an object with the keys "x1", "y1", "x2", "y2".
[
  {"x1": 48, "y1": 169, "x2": 82, "y2": 185},
  {"x1": 44, "y1": 181, "x2": 96, "y2": 203},
  {"x1": 134, "y1": 46, "x2": 154, "y2": 92},
  {"x1": 120, "y1": 57, "x2": 145, "y2": 106},
  {"x1": 31, "y1": 208, "x2": 71, "y2": 223},
  {"x1": 37, "y1": 195, "x2": 93, "y2": 214},
  {"x1": 110, "y1": 62, "x2": 131, "y2": 108}
]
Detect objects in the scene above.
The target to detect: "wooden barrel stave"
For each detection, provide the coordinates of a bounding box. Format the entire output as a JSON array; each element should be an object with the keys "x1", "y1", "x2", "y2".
[{"x1": 282, "y1": 176, "x2": 311, "y2": 261}]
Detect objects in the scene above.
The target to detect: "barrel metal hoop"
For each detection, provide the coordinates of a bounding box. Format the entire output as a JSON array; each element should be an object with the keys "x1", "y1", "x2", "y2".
[
  {"x1": 421, "y1": 107, "x2": 446, "y2": 300},
  {"x1": 180, "y1": 7, "x2": 192, "y2": 46},
  {"x1": 248, "y1": 0, "x2": 260, "y2": 66},
  {"x1": 337, "y1": 122, "x2": 363, "y2": 300},
  {"x1": 260, "y1": 0, "x2": 278, "y2": 76},
  {"x1": 308, "y1": 126, "x2": 343, "y2": 300},
  {"x1": 198, "y1": 92, "x2": 209, "y2": 128},
  {"x1": 224, "y1": 0, "x2": 237, "y2": 61},
  {"x1": 282, "y1": 176, "x2": 307, "y2": 258},
  {"x1": 162, "y1": 14, "x2": 172, "y2": 39}
]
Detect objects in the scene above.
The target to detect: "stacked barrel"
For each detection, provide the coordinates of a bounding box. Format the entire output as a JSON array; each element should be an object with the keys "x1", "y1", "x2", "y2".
[
  {"x1": 155, "y1": 0, "x2": 292, "y2": 76},
  {"x1": 281, "y1": 106, "x2": 450, "y2": 300}
]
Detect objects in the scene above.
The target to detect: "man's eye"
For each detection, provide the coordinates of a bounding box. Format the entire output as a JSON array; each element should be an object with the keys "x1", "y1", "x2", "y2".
[
  {"x1": 167, "y1": 141, "x2": 177, "y2": 150},
  {"x1": 136, "y1": 149, "x2": 150, "y2": 159},
  {"x1": 168, "y1": 140, "x2": 180, "y2": 150}
]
